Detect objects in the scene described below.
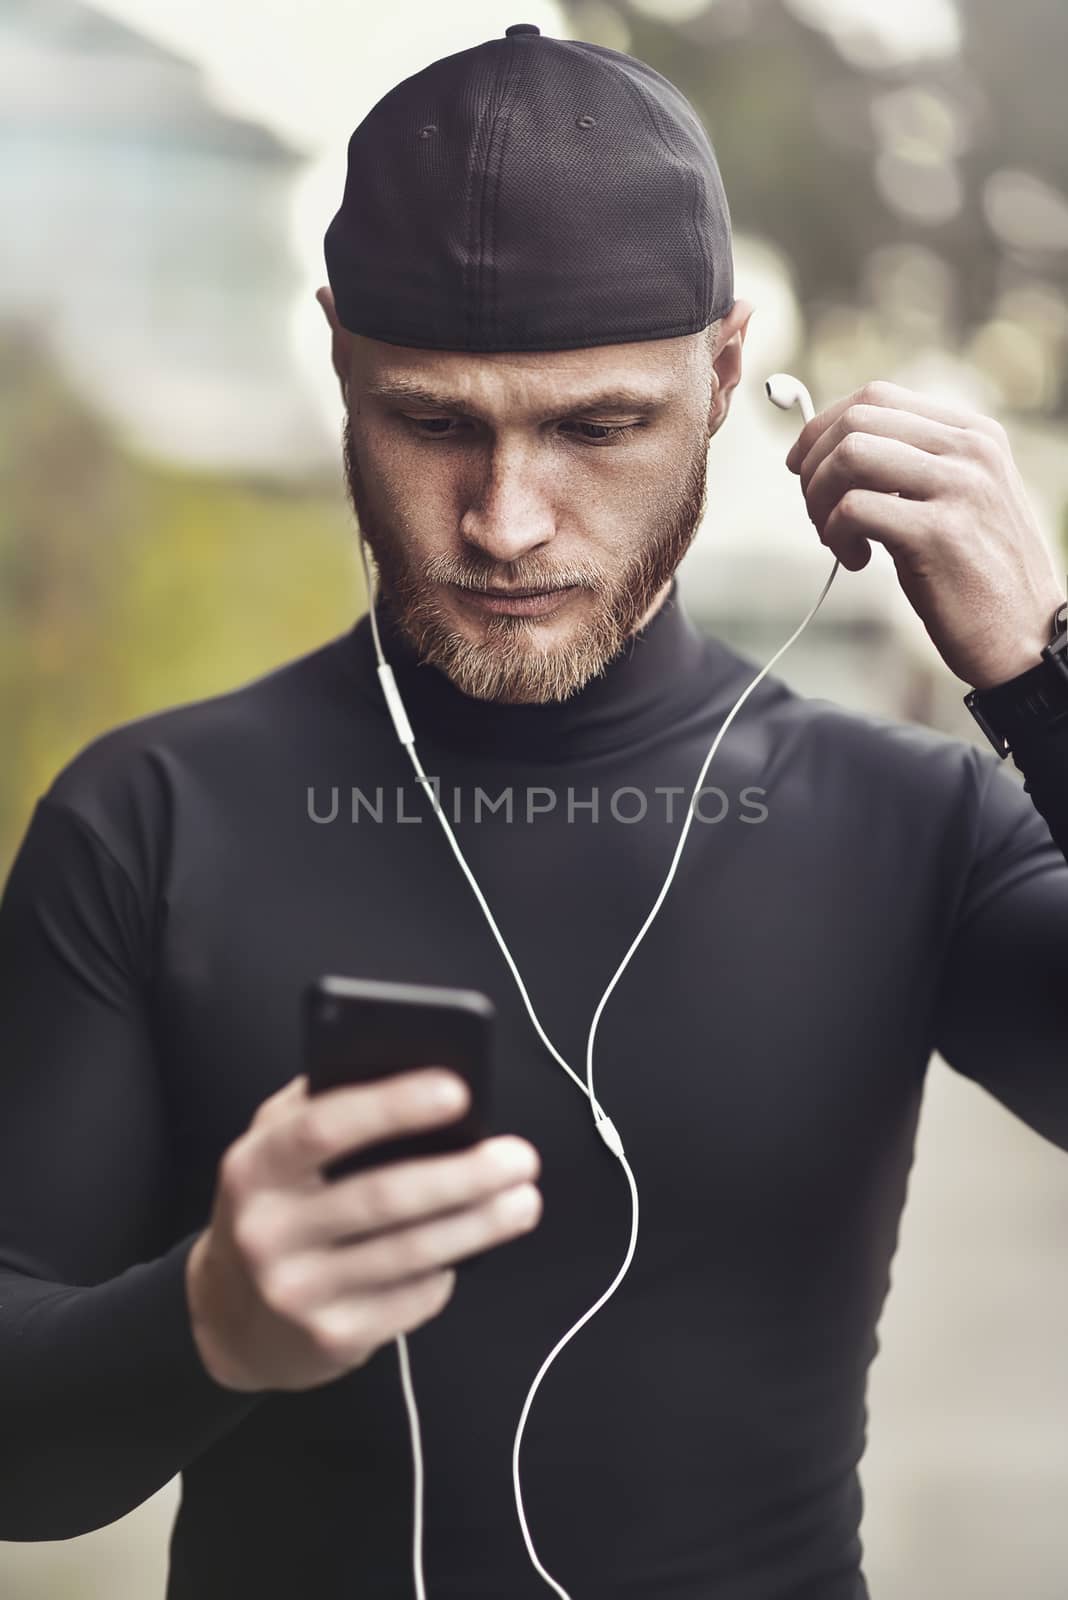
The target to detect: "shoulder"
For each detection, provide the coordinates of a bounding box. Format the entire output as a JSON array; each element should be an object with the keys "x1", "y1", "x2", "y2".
[
  {"x1": 753, "y1": 673, "x2": 1054, "y2": 877},
  {"x1": 703, "y1": 629, "x2": 983, "y2": 792},
  {"x1": 748, "y1": 663, "x2": 984, "y2": 792},
  {"x1": 703, "y1": 635, "x2": 1022, "y2": 863}
]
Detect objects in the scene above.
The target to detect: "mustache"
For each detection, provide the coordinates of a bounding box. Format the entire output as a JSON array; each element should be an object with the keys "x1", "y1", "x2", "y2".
[{"x1": 421, "y1": 555, "x2": 606, "y2": 595}]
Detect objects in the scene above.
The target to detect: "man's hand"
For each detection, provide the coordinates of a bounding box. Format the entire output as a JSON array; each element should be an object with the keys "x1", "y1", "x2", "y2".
[
  {"x1": 785, "y1": 379, "x2": 1065, "y2": 690},
  {"x1": 185, "y1": 1071, "x2": 541, "y2": 1393}
]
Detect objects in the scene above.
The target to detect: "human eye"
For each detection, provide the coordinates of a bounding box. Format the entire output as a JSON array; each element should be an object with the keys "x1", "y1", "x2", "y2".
[
  {"x1": 562, "y1": 420, "x2": 638, "y2": 445},
  {"x1": 403, "y1": 416, "x2": 466, "y2": 439},
  {"x1": 399, "y1": 416, "x2": 640, "y2": 446}
]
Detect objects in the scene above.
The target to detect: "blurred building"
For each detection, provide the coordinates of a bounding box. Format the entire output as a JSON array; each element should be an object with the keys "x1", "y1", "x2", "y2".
[{"x1": 0, "y1": 0, "x2": 328, "y2": 472}]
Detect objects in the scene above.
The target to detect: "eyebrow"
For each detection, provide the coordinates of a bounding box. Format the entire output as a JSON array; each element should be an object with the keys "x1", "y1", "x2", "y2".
[{"x1": 361, "y1": 378, "x2": 671, "y2": 419}]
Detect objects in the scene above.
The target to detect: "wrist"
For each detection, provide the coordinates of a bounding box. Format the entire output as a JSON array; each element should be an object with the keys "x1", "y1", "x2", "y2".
[
  {"x1": 964, "y1": 595, "x2": 1068, "y2": 758},
  {"x1": 185, "y1": 1231, "x2": 260, "y2": 1393}
]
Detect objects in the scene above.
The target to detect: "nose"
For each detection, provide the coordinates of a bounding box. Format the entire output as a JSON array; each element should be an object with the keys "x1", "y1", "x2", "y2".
[{"x1": 458, "y1": 447, "x2": 556, "y2": 567}]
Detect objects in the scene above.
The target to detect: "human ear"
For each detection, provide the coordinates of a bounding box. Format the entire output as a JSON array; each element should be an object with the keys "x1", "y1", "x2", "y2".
[{"x1": 316, "y1": 286, "x2": 353, "y2": 405}]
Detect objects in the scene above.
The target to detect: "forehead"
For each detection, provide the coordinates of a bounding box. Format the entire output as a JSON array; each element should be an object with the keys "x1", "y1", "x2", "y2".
[{"x1": 351, "y1": 331, "x2": 704, "y2": 415}]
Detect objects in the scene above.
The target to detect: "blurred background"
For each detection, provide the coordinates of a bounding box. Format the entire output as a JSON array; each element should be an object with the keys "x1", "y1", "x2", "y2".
[{"x1": 1, "y1": 0, "x2": 1067, "y2": 1594}]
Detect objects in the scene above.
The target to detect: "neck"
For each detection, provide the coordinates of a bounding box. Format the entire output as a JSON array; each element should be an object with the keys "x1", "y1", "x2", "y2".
[{"x1": 338, "y1": 575, "x2": 746, "y2": 765}]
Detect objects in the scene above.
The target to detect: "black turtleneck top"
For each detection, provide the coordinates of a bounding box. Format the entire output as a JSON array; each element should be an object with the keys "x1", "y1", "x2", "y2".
[{"x1": 1, "y1": 584, "x2": 1066, "y2": 1599}]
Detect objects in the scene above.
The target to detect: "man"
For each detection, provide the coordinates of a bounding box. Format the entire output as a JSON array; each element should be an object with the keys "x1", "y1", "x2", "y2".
[{"x1": 1, "y1": 22, "x2": 1066, "y2": 1600}]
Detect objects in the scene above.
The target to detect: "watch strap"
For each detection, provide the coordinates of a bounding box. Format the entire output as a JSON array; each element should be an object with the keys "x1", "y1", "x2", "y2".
[{"x1": 964, "y1": 599, "x2": 1068, "y2": 759}]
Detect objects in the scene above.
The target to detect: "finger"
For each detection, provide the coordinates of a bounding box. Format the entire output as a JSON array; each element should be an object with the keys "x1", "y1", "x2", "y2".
[
  {"x1": 821, "y1": 486, "x2": 921, "y2": 570},
  {"x1": 290, "y1": 1135, "x2": 540, "y2": 1250},
  {"x1": 297, "y1": 1181, "x2": 543, "y2": 1304},
  {"x1": 786, "y1": 380, "x2": 1003, "y2": 475},
  {"x1": 250, "y1": 1074, "x2": 310, "y2": 1130},
  {"x1": 308, "y1": 1268, "x2": 459, "y2": 1363},
  {"x1": 804, "y1": 434, "x2": 947, "y2": 537},
  {"x1": 795, "y1": 405, "x2": 967, "y2": 498},
  {"x1": 244, "y1": 1068, "x2": 471, "y2": 1186}
]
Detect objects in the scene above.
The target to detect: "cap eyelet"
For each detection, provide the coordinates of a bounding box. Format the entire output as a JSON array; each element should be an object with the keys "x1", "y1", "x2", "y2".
[
  {"x1": 418, "y1": 124, "x2": 438, "y2": 140},
  {"x1": 576, "y1": 114, "x2": 596, "y2": 129}
]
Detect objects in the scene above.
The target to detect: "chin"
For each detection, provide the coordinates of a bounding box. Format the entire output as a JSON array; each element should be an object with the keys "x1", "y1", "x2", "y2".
[{"x1": 431, "y1": 619, "x2": 617, "y2": 706}]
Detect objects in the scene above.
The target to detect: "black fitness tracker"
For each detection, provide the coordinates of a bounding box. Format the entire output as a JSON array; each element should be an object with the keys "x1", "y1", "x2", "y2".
[{"x1": 964, "y1": 596, "x2": 1068, "y2": 759}]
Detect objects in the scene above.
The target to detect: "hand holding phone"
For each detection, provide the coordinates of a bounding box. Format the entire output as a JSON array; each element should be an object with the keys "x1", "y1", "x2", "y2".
[{"x1": 184, "y1": 979, "x2": 541, "y2": 1395}]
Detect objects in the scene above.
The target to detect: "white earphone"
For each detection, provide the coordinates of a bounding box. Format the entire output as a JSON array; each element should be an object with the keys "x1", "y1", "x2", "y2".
[
  {"x1": 764, "y1": 372, "x2": 814, "y2": 416},
  {"x1": 357, "y1": 372, "x2": 837, "y2": 1598}
]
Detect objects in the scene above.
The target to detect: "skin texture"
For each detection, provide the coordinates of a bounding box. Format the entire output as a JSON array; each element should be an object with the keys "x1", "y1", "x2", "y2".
[{"x1": 316, "y1": 288, "x2": 755, "y2": 703}]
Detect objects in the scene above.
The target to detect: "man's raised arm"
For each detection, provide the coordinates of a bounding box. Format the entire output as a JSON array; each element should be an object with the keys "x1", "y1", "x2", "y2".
[{"x1": 932, "y1": 740, "x2": 1068, "y2": 1151}]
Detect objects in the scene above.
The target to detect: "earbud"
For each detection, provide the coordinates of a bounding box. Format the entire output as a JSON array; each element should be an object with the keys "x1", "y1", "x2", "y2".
[{"x1": 765, "y1": 372, "x2": 815, "y2": 427}]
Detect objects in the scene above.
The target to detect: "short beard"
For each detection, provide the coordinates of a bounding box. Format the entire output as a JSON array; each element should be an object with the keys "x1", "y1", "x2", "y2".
[{"x1": 341, "y1": 410, "x2": 709, "y2": 704}]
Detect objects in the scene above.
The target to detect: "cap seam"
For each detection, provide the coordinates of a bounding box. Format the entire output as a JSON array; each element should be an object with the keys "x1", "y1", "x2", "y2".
[
  {"x1": 485, "y1": 41, "x2": 530, "y2": 347},
  {"x1": 610, "y1": 67, "x2": 707, "y2": 329},
  {"x1": 554, "y1": 38, "x2": 712, "y2": 325},
  {"x1": 465, "y1": 68, "x2": 501, "y2": 351}
]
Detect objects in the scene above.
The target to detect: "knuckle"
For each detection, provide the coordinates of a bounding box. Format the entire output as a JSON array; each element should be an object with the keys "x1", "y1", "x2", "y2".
[
  {"x1": 232, "y1": 1198, "x2": 284, "y2": 1268},
  {"x1": 396, "y1": 1226, "x2": 441, "y2": 1276},
  {"x1": 308, "y1": 1309, "x2": 360, "y2": 1365},
  {"x1": 248, "y1": 1095, "x2": 276, "y2": 1129},
  {"x1": 292, "y1": 1108, "x2": 335, "y2": 1165},
  {"x1": 258, "y1": 1259, "x2": 309, "y2": 1318},
  {"x1": 860, "y1": 379, "x2": 892, "y2": 405},
  {"x1": 219, "y1": 1137, "x2": 252, "y2": 1196},
  {"x1": 837, "y1": 430, "x2": 867, "y2": 469},
  {"x1": 355, "y1": 1169, "x2": 395, "y2": 1229},
  {"x1": 231, "y1": 1211, "x2": 265, "y2": 1266},
  {"x1": 966, "y1": 425, "x2": 1000, "y2": 461},
  {"x1": 947, "y1": 454, "x2": 985, "y2": 497},
  {"x1": 841, "y1": 403, "x2": 869, "y2": 432},
  {"x1": 406, "y1": 1271, "x2": 457, "y2": 1322}
]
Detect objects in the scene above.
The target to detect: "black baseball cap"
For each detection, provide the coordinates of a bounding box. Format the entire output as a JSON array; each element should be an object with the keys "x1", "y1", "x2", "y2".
[{"x1": 323, "y1": 21, "x2": 735, "y2": 354}]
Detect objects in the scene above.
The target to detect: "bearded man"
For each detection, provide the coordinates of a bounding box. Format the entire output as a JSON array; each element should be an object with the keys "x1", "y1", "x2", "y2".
[{"x1": 1, "y1": 21, "x2": 1066, "y2": 1600}]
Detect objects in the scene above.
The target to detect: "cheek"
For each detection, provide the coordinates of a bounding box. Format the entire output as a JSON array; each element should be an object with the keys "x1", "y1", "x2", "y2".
[{"x1": 364, "y1": 439, "x2": 453, "y2": 547}]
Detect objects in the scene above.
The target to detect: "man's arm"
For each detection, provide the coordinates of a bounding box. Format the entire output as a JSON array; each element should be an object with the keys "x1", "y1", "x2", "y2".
[
  {"x1": 1002, "y1": 711, "x2": 1068, "y2": 867},
  {"x1": 0, "y1": 796, "x2": 259, "y2": 1541},
  {"x1": 932, "y1": 740, "x2": 1068, "y2": 1150}
]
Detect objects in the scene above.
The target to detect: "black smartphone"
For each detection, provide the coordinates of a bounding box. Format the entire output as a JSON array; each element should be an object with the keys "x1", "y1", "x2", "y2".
[{"x1": 302, "y1": 975, "x2": 494, "y2": 1182}]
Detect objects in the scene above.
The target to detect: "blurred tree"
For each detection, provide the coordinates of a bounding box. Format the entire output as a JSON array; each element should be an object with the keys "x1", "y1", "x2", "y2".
[
  {"x1": 566, "y1": 0, "x2": 1068, "y2": 415},
  {"x1": 0, "y1": 321, "x2": 361, "y2": 874}
]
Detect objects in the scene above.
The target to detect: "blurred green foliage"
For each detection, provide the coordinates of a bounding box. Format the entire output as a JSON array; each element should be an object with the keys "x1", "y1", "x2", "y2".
[
  {"x1": 0, "y1": 321, "x2": 362, "y2": 874},
  {"x1": 570, "y1": 0, "x2": 1068, "y2": 415}
]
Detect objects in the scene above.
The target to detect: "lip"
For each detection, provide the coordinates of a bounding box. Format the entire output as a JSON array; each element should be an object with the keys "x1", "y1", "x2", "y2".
[{"x1": 452, "y1": 584, "x2": 579, "y2": 618}]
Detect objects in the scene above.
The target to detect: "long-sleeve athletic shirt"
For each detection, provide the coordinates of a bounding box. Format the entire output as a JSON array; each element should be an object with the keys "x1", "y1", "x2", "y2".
[{"x1": 1, "y1": 582, "x2": 1066, "y2": 1599}]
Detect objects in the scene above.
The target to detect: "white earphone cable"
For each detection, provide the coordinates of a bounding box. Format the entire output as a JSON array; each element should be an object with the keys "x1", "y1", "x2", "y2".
[{"x1": 356, "y1": 378, "x2": 829, "y2": 1598}]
